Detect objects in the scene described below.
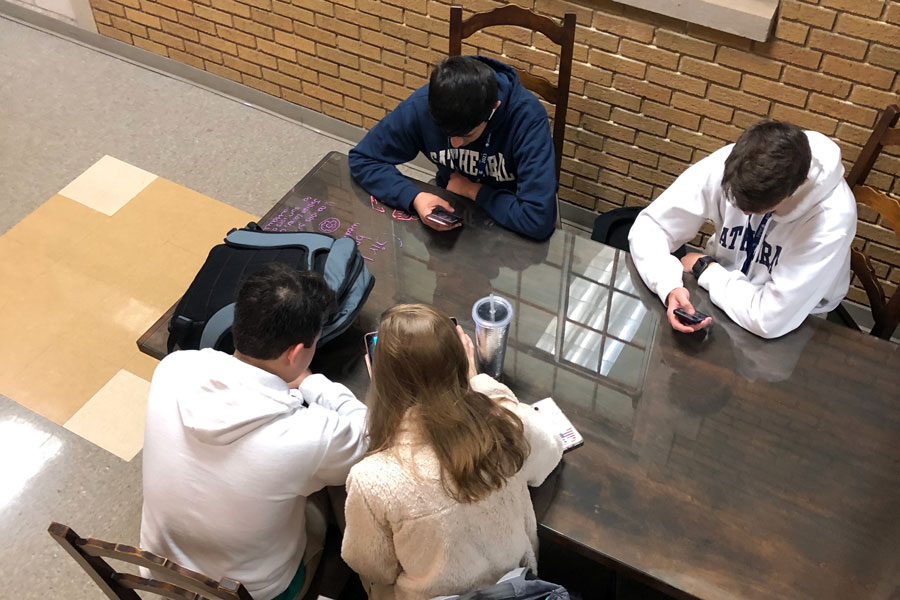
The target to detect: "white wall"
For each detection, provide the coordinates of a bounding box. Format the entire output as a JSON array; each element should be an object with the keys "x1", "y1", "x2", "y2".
[{"x1": 7, "y1": 0, "x2": 96, "y2": 31}]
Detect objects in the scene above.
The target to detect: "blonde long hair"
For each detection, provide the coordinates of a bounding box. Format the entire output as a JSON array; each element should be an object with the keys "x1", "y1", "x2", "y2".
[{"x1": 368, "y1": 304, "x2": 529, "y2": 503}]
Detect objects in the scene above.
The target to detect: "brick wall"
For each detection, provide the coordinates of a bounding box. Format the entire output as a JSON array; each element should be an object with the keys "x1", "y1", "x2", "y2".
[{"x1": 88, "y1": 0, "x2": 900, "y2": 305}]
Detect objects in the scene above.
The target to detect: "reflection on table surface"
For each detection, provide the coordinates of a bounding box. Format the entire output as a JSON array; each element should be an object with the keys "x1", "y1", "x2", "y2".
[{"x1": 165, "y1": 152, "x2": 900, "y2": 600}]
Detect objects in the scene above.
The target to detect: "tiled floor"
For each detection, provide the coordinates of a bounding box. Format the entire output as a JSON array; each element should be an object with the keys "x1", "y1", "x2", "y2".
[
  {"x1": 0, "y1": 15, "x2": 368, "y2": 599},
  {"x1": 0, "y1": 156, "x2": 256, "y2": 432}
]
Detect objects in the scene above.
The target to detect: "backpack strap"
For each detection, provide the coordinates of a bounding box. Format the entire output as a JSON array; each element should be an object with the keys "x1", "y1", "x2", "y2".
[
  {"x1": 167, "y1": 315, "x2": 194, "y2": 353},
  {"x1": 322, "y1": 237, "x2": 360, "y2": 296},
  {"x1": 199, "y1": 303, "x2": 236, "y2": 350},
  {"x1": 225, "y1": 229, "x2": 333, "y2": 268}
]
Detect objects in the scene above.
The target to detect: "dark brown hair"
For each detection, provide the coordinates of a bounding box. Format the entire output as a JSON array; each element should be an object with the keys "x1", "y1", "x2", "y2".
[
  {"x1": 428, "y1": 56, "x2": 498, "y2": 137},
  {"x1": 722, "y1": 120, "x2": 811, "y2": 214},
  {"x1": 232, "y1": 263, "x2": 336, "y2": 360},
  {"x1": 367, "y1": 304, "x2": 529, "y2": 503}
]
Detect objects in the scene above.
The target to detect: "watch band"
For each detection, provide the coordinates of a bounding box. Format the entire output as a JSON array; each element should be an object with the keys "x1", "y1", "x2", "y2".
[{"x1": 692, "y1": 255, "x2": 717, "y2": 279}]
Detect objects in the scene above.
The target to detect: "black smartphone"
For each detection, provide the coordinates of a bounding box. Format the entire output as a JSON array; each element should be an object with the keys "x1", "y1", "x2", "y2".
[
  {"x1": 365, "y1": 317, "x2": 457, "y2": 365},
  {"x1": 425, "y1": 206, "x2": 462, "y2": 228},
  {"x1": 674, "y1": 307, "x2": 710, "y2": 325}
]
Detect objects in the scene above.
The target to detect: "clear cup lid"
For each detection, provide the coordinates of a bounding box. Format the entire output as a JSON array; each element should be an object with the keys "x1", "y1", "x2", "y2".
[{"x1": 472, "y1": 295, "x2": 513, "y2": 327}]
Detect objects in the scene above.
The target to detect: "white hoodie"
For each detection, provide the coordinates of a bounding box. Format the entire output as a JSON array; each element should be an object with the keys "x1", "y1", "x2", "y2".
[
  {"x1": 629, "y1": 131, "x2": 857, "y2": 339},
  {"x1": 140, "y1": 349, "x2": 367, "y2": 600}
]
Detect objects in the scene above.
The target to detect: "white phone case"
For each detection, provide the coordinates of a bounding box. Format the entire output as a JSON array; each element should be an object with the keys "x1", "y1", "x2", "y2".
[{"x1": 532, "y1": 397, "x2": 584, "y2": 452}]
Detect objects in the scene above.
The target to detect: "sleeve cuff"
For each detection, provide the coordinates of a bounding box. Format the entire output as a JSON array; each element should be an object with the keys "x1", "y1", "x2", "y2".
[
  {"x1": 396, "y1": 185, "x2": 419, "y2": 214},
  {"x1": 697, "y1": 262, "x2": 729, "y2": 291},
  {"x1": 470, "y1": 373, "x2": 517, "y2": 402}
]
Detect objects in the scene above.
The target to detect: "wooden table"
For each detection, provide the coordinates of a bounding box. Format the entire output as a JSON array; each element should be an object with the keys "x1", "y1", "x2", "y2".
[{"x1": 139, "y1": 152, "x2": 900, "y2": 600}]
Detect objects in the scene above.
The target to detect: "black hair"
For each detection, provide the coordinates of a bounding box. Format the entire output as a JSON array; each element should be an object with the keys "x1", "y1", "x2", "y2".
[
  {"x1": 232, "y1": 263, "x2": 336, "y2": 360},
  {"x1": 722, "y1": 120, "x2": 812, "y2": 213},
  {"x1": 428, "y1": 56, "x2": 499, "y2": 137}
]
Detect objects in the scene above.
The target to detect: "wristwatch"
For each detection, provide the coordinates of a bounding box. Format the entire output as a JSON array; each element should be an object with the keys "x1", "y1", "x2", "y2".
[{"x1": 691, "y1": 255, "x2": 718, "y2": 279}]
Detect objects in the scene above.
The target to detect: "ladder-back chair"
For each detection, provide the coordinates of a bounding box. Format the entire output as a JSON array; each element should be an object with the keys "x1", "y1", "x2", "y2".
[
  {"x1": 449, "y1": 5, "x2": 576, "y2": 226},
  {"x1": 844, "y1": 104, "x2": 900, "y2": 340},
  {"x1": 48, "y1": 522, "x2": 254, "y2": 600}
]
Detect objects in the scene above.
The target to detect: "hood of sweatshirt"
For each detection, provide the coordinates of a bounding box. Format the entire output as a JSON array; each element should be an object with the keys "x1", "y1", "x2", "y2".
[
  {"x1": 772, "y1": 131, "x2": 846, "y2": 224},
  {"x1": 175, "y1": 349, "x2": 303, "y2": 446},
  {"x1": 474, "y1": 55, "x2": 521, "y2": 138}
]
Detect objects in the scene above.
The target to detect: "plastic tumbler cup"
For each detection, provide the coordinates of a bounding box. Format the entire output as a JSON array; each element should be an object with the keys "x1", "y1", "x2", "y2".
[{"x1": 472, "y1": 295, "x2": 513, "y2": 379}]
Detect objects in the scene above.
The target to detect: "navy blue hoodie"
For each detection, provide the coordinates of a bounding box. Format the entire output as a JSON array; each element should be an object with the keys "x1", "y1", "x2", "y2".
[{"x1": 349, "y1": 56, "x2": 557, "y2": 240}]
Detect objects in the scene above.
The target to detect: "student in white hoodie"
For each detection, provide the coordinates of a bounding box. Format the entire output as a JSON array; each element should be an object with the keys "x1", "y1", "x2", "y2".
[
  {"x1": 140, "y1": 263, "x2": 368, "y2": 600},
  {"x1": 629, "y1": 120, "x2": 856, "y2": 339}
]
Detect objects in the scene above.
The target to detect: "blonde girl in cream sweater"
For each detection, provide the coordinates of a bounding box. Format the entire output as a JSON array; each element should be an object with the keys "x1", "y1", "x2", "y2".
[{"x1": 341, "y1": 304, "x2": 564, "y2": 600}]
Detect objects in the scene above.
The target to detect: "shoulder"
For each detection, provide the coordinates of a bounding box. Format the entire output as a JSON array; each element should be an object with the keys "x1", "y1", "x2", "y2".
[
  {"x1": 153, "y1": 349, "x2": 208, "y2": 380},
  {"x1": 347, "y1": 451, "x2": 413, "y2": 513}
]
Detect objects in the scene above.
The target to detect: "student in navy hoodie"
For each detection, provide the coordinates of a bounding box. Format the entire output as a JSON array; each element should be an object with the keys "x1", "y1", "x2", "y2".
[{"x1": 349, "y1": 56, "x2": 557, "y2": 240}]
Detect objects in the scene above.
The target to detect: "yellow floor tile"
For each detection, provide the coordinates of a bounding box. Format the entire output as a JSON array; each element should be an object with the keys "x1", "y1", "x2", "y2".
[
  {"x1": 12, "y1": 345, "x2": 121, "y2": 424},
  {"x1": 2, "y1": 195, "x2": 107, "y2": 262},
  {"x1": 59, "y1": 155, "x2": 158, "y2": 216},
  {"x1": 0, "y1": 169, "x2": 254, "y2": 440},
  {"x1": 64, "y1": 369, "x2": 150, "y2": 461}
]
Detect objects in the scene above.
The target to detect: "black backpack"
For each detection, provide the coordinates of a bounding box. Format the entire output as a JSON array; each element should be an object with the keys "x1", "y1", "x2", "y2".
[{"x1": 167, "y1": 223, "x2": 375, "y2": 354}]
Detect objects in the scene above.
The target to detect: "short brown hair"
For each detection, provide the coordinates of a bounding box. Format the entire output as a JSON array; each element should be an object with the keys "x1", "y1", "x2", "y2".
[
  {"x1": 722, "y1": 120, "x2": 811, "y2": 213},
  {"x1": 367, "y1": 304, "x2": 529, "y2": 503},
  {"x1": 232, "y1": 263, "x2": 335, "y2": 360}
]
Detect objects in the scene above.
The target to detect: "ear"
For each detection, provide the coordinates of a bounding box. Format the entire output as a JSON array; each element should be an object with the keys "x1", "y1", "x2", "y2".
[{"x1": 284, "y1": 342, "x2": 306, "y2": 366}]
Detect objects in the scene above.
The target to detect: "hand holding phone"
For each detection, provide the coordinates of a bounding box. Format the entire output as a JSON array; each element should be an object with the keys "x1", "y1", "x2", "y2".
[
  {"x1": 425, "y1": 206, "x2": 462, "y2": 229},
  {"x1": 666, "y1": 287, "x2": 711, "y2": 333},
  {"x1": 673, "y1": 307, "x2": 711, "y2": 326}
]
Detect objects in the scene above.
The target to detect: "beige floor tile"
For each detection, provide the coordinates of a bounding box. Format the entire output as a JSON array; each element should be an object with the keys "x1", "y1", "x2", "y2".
[
  {"x1": 122, "y1": 350, "x2": 159, "y2": 382},
  {"x1": 64, "y1": 369, "x2": 150, "y2": 461},
  {"x1": 59, "y1": 155, "x2": 158, "y2": 216},
  {"x1": 1, "y1": 173, "x2": 253, "y2": 430}
]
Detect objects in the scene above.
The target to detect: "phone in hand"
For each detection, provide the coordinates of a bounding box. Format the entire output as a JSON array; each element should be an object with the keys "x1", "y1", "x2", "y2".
[
  {"x1": 425, "y1": 206, "x2": 462, "y2": 228},
  {"x1": 365, "y1": 317, "x2": 457, "y2": 372},
  {"x1": 673, "y1": 307, "x2": 711, "y2": 325}
]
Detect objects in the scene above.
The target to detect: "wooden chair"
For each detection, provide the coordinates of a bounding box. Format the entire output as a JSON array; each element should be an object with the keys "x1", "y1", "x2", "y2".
[
  {"x1": 48, "y1": 522, "x2": 253, "y2": 600},
  {"x1": 843, "y1": 104, "x2": 900, "y2": 340},
  {"x1": 449, "y1": 5, "x2": 576, "y2": 226}
]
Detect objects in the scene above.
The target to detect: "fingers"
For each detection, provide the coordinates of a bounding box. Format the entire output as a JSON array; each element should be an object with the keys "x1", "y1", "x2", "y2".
[
  {"x1": 437, "y1": 198, "x2": 455, "y2": 212},
  {"x1": 667, "y1": 309, "x2": 697, "y2": 333},
  {"x1": 456, "y1": 324, "x2": 473, "y2": 348},
  {"x1": 421, "y1": 217, "x2": 454, "y2": 232},
  {"x1": 667, "y1": 309, "x2": 713, "y2": 333}
]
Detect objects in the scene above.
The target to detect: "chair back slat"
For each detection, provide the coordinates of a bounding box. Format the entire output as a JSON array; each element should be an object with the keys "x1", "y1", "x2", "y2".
[
  {"x1": 846, "y1": 104, "x2": 899, "y2": 189},
  {"x1": 457, "y1": 4, "x2": 571, "y2": 46},
  {"x1": 853, "y1": 186, "x2": 900, "y2": 236},
  {"x1": 516, "y1": 69, "x2": 558, "y2": 104},
  {"x1": 843, "y1": 104, "x2": 900, "y2": 340},
  {"x1": 115, "y1": 574, "x2": 202, "y2": 600},
  {"x1": 448, "y1": 5, "x2": 576, "y2": 228},
  {"x1": 48, "y1": 522, "x2": 254, "y2": 600}
]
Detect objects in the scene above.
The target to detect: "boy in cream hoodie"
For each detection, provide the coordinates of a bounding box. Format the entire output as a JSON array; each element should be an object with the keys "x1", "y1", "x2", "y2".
[
  {"x1": 629, "y1": 120, "x2": 856, "y2": 339},
  {"x1": 140, "y1": 264, "x2": 367, "y2": 600}
]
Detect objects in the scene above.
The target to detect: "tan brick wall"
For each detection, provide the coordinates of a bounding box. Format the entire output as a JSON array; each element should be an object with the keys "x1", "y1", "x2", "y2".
[{"x1": 89, "y1": 0, "x2": 900, "y2": 305}]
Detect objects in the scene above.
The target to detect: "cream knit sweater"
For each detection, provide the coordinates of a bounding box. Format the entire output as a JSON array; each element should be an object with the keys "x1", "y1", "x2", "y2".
[{"x1": 341, "y1": 374, "x2": 564, "y2": 600}]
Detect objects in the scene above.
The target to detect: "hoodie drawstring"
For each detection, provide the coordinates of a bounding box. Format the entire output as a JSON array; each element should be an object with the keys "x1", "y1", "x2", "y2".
[{"x1": 741, "y1": 212, "x2": 773, "y2": 275}]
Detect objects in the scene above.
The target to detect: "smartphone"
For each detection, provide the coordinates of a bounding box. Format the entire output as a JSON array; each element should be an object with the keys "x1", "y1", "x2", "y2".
[
  {"x1": 425, "y1": 206, "x2": 462, "y2": 228},
  {"x1": 673, "y1": 307, "x2": 711, "y2": 325},
  {"x1": 365, "y1": 317, "x2": 457, "y2": 367},
  {"x1": 532, "y1": 397, "x2": 584, "y2": 452}
]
